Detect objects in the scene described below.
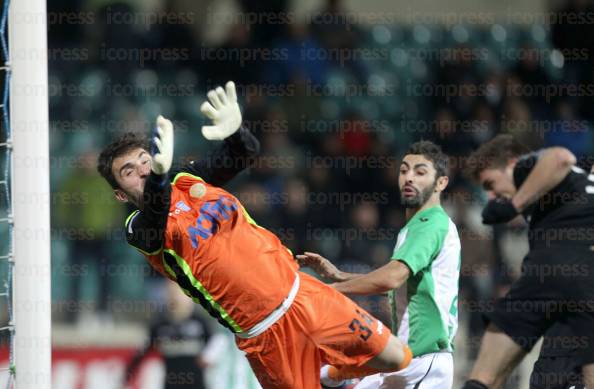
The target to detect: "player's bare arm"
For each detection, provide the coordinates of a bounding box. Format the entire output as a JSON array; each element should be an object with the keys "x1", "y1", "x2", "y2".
[
  {"x1": 331, "y1": 260, "x2": 410, "y2": 295},
  {"x1": 481, "y1": 146, "x2": 576, "y2": 225},
  {"x1": 511, "y1": 147, "x2": 576, "y2": 212},
  {"x1": 297, "y1": 251, "x2": 411, "y2": 294},
  {"x1": 295, "y1": 252, "x2": 360, "y2": 282}
]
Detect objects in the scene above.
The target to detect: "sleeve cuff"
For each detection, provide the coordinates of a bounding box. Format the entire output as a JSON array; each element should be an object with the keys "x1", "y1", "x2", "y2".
[
  {"x1": 147, "y1": 171, "x2": 169, "y2": 188},
  {"x1": 394, "y1": 258, "x2": 416, "y2": 276},
  {"x1": 224, "y1": 126, "x2": 246, "y2": 144}
]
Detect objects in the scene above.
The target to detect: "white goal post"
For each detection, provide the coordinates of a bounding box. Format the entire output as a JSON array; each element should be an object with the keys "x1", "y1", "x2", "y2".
[{"x1": 9, "y1": 0, "x2": 51, "y2": 387}]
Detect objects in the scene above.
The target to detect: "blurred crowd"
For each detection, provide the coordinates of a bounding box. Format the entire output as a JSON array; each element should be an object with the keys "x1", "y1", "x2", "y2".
[{"x1": 48, "y1": 0, "x2": 594, "y2": 377}]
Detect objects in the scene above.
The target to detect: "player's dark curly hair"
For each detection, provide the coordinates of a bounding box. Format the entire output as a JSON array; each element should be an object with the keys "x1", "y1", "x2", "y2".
[
  {"x1": 97, "y1": 132, "x2": 149, "y2": 189},
  {"x1": 464, "y1": 134, "x2": 529, "y2": 181},
  {"x1": 405, "y1": 140, "x2": 449, "y2": 178}
]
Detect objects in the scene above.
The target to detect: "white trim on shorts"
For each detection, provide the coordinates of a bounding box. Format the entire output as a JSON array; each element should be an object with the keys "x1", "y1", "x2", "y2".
[
  {"x1": 235, "y1": 273, "x2": 300, "y2": 339},
  {"x1": 354, "y1": 352, "x2": 453, "y2": 389}
]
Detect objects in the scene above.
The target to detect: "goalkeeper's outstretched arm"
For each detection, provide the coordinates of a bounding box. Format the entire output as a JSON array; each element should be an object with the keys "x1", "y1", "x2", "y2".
[
  {"x1": 126, "y1": 116, "x2": 174, "y2": 257},
  {"x1": 172, "y1": 81, "x2": 260, "y2": 187},
  {"x1": 176, "y1": 127, "x2": 259, "y2": 187}
]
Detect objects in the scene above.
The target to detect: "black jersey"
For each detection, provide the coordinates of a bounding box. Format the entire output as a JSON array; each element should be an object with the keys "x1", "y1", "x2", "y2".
[
  {"x1": 126, "y1": 310, "x2": 213, "y2": 389},
  {"x1": 514, "y1": 151, "x2": 594, "y2": 249}
]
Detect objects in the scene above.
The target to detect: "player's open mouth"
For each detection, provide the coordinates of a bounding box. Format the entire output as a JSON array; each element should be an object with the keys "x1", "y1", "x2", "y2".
[{"x1": 403, "y1": 186, "x2": 417, "y2": 197}]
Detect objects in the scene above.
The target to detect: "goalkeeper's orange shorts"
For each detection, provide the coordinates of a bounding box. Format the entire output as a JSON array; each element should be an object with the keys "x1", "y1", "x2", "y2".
[{"x1": 235, "y1": 272, "x2": 392, "y2": 389}]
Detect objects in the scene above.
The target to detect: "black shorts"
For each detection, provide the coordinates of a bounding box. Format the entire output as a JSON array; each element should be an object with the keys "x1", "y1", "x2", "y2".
[
  {"x1": 529, "y1": 322, "x2": 584, "y2": 389},
  {"x1": 485, "y1": 247, "x2": 594, "y2": 366},
  {"x1": 530, "y1": 355, "x2": 584, "y2": 389}
]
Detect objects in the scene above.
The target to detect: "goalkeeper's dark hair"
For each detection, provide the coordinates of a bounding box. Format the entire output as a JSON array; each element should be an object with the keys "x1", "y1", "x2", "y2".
[
  {"x1": 97, "y1": 132, "x2": 149, "y2": 189},
  {"x1": 405, "y1": 140, "x2": 449, "y2": 178},
  {"x1": 464, "y1": 134, "x2": 529, "y2": 181}
]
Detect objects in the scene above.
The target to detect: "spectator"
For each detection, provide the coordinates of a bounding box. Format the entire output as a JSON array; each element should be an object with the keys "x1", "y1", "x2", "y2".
[
  {"x1": 124, "y1": 281, "x2": 222, "y2": 389},
  {"x1": 55, "y1": 150, "x2": 126, "y2": 323}
]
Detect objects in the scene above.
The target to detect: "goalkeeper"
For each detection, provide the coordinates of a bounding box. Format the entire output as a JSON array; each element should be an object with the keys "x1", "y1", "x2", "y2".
[{"x1": 97, "y1": 82, "x2": 412, "y2": 389}]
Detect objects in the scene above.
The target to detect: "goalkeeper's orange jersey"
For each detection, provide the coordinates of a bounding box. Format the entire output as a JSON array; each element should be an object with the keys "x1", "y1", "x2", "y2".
[{"x1": 135, "y1": 172, "x2": 298, "y2": 334}]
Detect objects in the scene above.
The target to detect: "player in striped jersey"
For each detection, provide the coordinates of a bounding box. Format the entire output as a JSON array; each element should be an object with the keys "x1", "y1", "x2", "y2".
[{"x1": 299, "y1": 141, "x2": 460, "y2": 389}]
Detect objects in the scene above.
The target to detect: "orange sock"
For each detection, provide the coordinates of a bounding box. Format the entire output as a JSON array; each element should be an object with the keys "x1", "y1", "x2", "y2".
[
  {"x1": 399, "y1": 345, "x2": 413, "y2": 370},
  {"x1": 328, "y1": 345, "x2": 414, "y2": 381}
]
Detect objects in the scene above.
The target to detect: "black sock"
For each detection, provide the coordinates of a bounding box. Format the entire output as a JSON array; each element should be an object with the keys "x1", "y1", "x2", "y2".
[{"x1": 461, "y1": 380, "x2": 488, "y2": 389}]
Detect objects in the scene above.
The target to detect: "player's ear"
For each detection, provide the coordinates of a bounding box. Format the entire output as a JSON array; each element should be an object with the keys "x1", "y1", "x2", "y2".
[
  {"x1": 507, "y1": 157, "x2": 518, "y2": 170},
  {"x1": 436, "y1": 175, "x2": 449, "y2": 192},
  {"x1": 114, "y1": 189, "x2": 129, "y2": 203}
]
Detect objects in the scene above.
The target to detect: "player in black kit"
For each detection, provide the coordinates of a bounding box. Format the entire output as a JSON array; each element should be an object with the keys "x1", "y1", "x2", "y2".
[
  {"x1": 462, "y1": 135, "x2": 594, "y2": 389},
  {"x1": 124, "y1": 281, "x2": 219, "y2": 389}
]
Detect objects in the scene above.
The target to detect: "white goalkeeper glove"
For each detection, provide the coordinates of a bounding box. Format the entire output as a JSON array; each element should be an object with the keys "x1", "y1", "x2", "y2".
[
  {"x1": 200, "y1": 81, "x2": 242, "y2": 140},
  {"x1": 151, "y1": 115, "x2": 174, "y2": 175}
]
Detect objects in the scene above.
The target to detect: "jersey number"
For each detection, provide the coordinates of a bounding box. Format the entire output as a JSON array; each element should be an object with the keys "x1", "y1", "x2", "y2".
[
  {"x1": 588, "y1": 174, "x2": 594, "y2": 194},
  {"x1": 570, "y1": 166, "x2": 594, "y2": 194},
  {"x1": 348, "y1": 309, "x2": 374, "y2": 341}
]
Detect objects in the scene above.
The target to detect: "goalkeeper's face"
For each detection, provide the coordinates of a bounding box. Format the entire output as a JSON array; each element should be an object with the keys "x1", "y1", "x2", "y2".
[
  {"x1": 398, "y1": 154, "x2": 447, "y2": 208},
  {"x1": 111, "y1": 147, "x2": 152, "y2": 208}
]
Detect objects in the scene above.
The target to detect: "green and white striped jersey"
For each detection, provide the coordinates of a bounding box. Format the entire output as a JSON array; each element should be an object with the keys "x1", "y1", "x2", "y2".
[{"x1": 388, "y1": 205, "x2": 461, "y2": 357}]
